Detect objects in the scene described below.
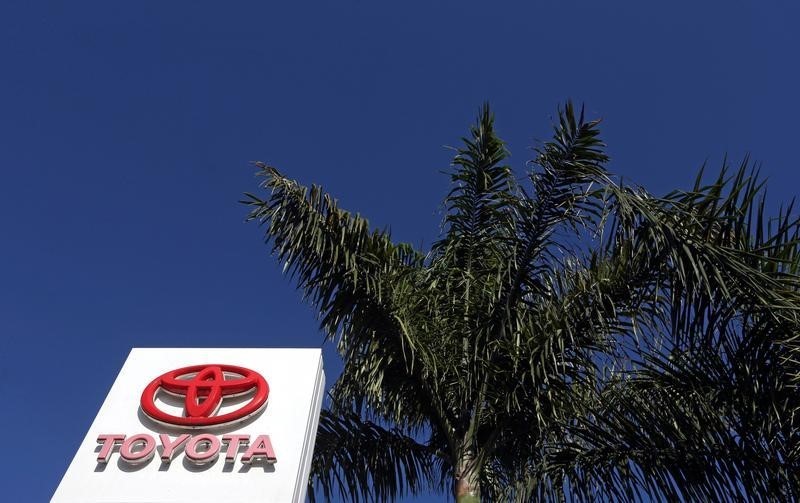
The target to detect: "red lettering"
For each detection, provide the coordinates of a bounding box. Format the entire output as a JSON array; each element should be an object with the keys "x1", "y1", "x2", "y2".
[
  {"x1": 184, "y1": 433, "x2": 220, "y2": 464},
  {"x1": 119, "y1": 434, "x2": 156, "y2": 464},
  {"x1": 96, "y1": 434, "x2": 125, "y2": 463},
  {"x1": 159, "y1": 433, "x2": 190, "y2": 462},
  {"x1": 94, "y1": 433, "x2": 276, "y2": 466},
  {"x1": 222, "y1": 434, "x2": 250, "y2": 463},
  {"x1": 241, "y1": 435, "x2": 276, "y2": 464}
]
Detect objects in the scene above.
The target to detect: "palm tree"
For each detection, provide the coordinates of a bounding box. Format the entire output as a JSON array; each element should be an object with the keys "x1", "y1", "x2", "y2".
[{"x1": 243, "y1": 104, "x2": 800, "y2": 502}]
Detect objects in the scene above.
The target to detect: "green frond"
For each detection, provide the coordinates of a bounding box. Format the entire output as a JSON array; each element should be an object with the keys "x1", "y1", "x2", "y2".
[
  {"x1": 435, "y1": 103, "x2": 516, "y2": 270},
  {"x1": 493, "y1": 102, "x2": 612, "y2": 340},
  {"x1": 243, "y1": 163, "x2": 425, "y2": 343},
  {"x1": 309, "y1": 409, "x2": 443, "y2": 503}
]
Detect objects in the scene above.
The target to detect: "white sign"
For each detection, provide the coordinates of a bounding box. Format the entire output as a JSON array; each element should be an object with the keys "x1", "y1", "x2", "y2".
[{"x1": 51, "y1": 347, "x2": 325, "y2": 503}]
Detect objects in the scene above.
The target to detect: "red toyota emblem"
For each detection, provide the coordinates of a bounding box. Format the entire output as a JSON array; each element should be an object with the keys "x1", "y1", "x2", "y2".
[{"x1": 140, "y1": 364, "x2": 269, "y2": 427}]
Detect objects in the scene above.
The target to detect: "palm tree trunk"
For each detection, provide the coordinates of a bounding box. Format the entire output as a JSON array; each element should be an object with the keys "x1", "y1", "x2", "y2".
[{"x1": 454, "y1": 455, "x2": 480, "y2": 502}]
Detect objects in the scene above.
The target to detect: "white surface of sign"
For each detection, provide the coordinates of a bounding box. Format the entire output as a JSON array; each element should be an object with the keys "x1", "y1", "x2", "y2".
[{"x1": 51, "y1": 347, "x2": 325, "y2": 503}]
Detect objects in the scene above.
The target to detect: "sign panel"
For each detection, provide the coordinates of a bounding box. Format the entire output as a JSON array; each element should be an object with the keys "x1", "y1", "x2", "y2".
[{"x1": 51, "y1": 348, "x2": 325, "y2": 503}]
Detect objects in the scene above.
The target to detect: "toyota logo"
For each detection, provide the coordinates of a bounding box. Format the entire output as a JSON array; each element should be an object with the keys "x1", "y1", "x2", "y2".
[{"x1": 140, "y1": 364, "x2": 269, "y2": 427}]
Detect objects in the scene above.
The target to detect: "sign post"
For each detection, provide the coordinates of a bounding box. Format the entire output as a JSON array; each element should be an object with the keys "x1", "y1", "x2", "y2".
[{"x1": 51, "y1": 347, "x2": 325, "y2": 503}]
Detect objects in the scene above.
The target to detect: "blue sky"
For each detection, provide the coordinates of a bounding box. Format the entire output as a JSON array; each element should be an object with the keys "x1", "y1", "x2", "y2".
[{"x1": 1, "y1": 1, "x2": 799, "y2": 501}]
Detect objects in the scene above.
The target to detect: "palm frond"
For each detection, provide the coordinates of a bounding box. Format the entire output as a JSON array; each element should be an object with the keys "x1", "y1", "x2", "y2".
[
  {"x1": 243, "y1": 164, "x2": 422, "y2": 339},
  {"x1": 309, "y1": 409, "x2": 443, "y2": 503},
  {"x1": 435, "y1": 102, "x2": 515, "y2": 270}
]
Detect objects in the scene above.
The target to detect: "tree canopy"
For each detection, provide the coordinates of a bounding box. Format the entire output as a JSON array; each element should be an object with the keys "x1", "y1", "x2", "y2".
[{"x1": 244, "y1": 104, "x2": 800, "y2": 502}]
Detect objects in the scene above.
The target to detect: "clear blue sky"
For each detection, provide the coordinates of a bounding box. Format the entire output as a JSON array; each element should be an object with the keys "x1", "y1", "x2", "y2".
[{"x1": 1, "y1": 1, "x2": 798, "y2": 501}]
